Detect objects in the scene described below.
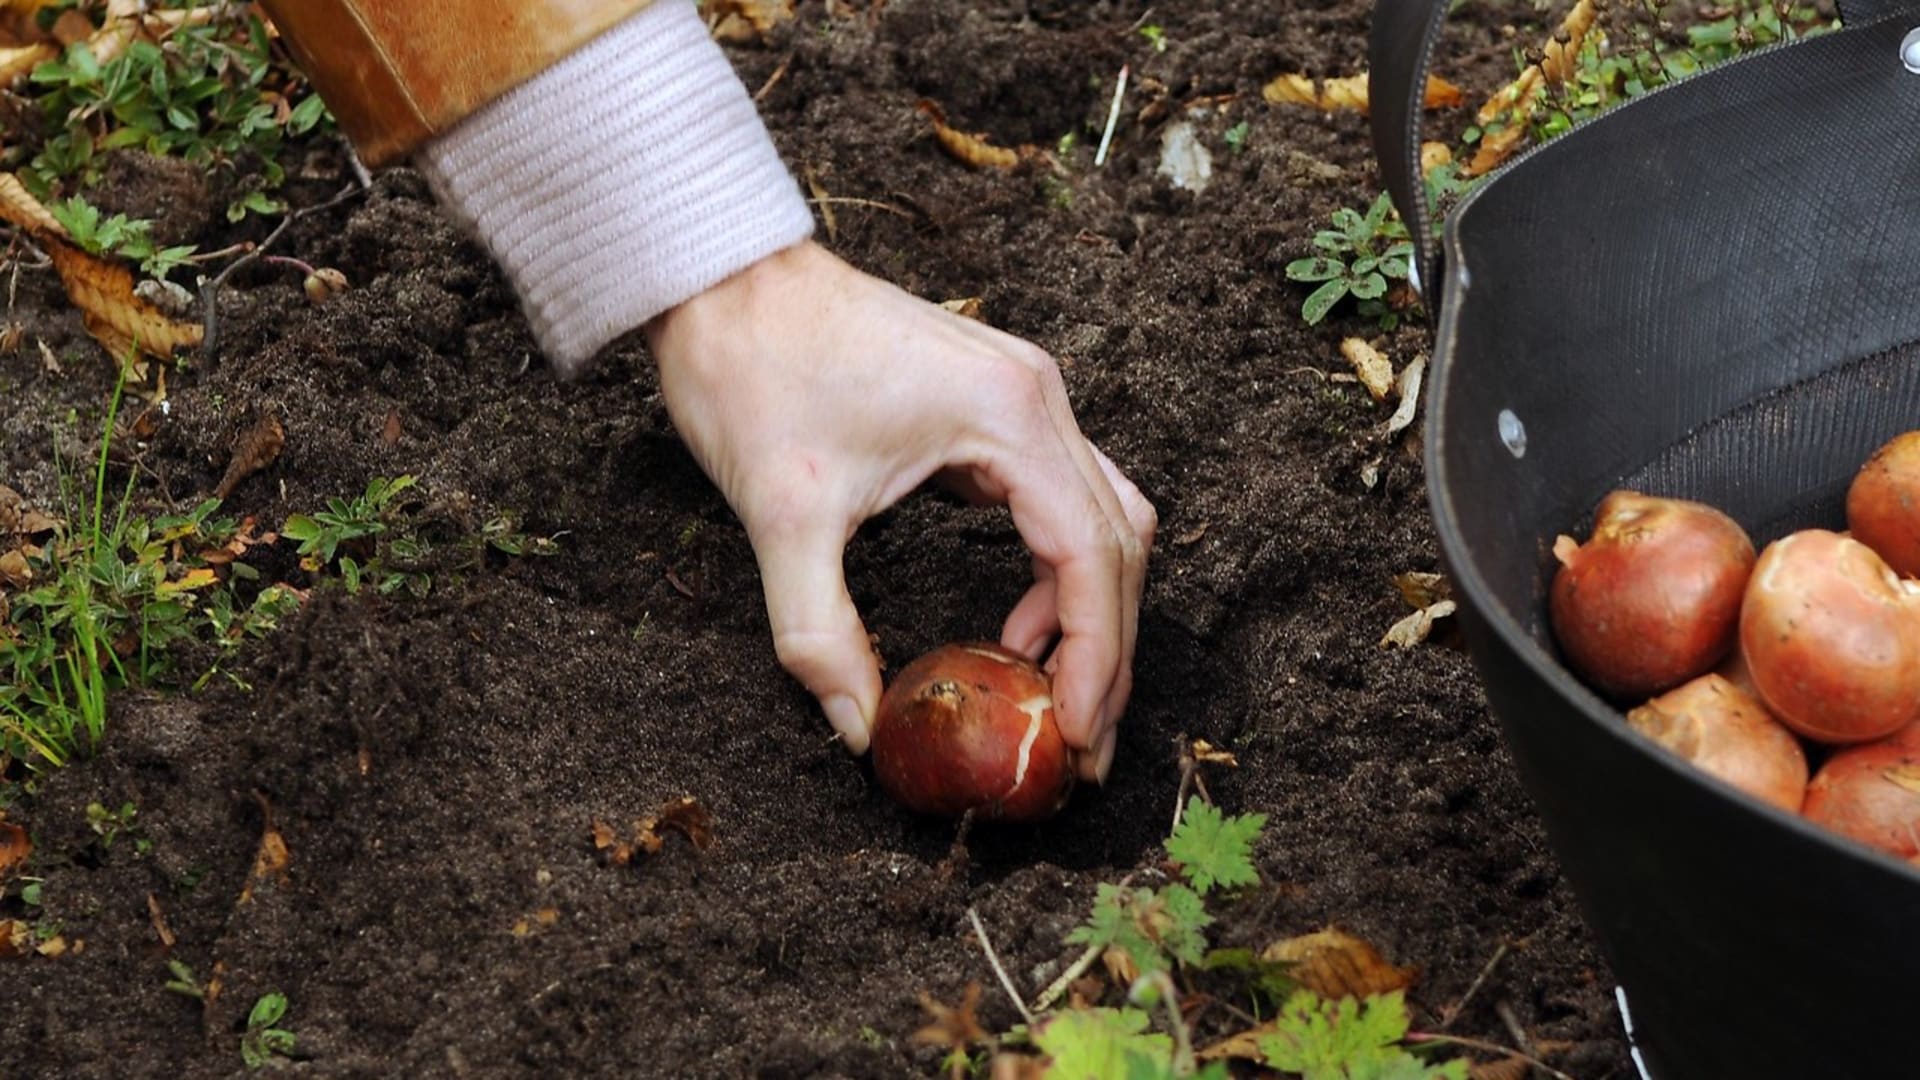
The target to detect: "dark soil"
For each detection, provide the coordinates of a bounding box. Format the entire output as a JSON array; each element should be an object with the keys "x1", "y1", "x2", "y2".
[{"x1": 2, "y1": 1, "x2": 1637, "y2": 1077}]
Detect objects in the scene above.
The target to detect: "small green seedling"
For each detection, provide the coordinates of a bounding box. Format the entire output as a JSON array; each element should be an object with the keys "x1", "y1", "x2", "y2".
[
  {"x1": 280, "y1": 474, "x2": 418, "y2": 570},
  {"x1": 47, "y1": 196, "x2": 198, "y2": 281},
  {"x1": 240, "y1": 991, "x2": 297, "y2": 1069},
  {"x1": 163, "y1": 958, "x2": 205, "y2": 1000},
  {"x1": 1286, "y1": 192, "x2": 1414, "y2": 328}
]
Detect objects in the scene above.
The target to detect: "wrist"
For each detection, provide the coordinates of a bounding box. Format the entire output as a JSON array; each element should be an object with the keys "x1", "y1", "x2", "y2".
[{"x1": 415, "y1": 0, "x2": 816, "y2": 380}]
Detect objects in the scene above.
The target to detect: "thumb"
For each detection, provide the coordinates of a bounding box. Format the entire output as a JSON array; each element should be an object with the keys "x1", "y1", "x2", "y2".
[{"x1": 751, "y1": 523, "x2": 883, "y2": 754}]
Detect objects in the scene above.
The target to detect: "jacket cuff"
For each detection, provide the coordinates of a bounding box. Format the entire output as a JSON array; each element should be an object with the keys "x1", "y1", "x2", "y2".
[{"x1": 414, "y1": 0, "x2": 816, "y2": 379}]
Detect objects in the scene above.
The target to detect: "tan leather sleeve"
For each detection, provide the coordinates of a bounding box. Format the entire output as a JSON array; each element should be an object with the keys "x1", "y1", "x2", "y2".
[{"x1": 257, "y1": 0, "x2": 660, "y2": 167}]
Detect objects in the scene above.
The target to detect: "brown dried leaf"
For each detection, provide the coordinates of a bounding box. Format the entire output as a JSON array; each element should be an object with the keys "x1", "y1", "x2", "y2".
[
  {"x1": 1470, "y1": 1054, "x2": 1533, "y2": 1080},
  {"x1": 238, "y1": 791, "x2": 289, "y2": 904},
  {"x1": 590, "y1": 819, "x2": 632, "y2": 865},
  {"x1": 707, "y1": 0, "x2": 793, "y2": 42},
  {"x1": 0, "y1": 548, "x2": 30, "y2": 588},
  {"x1": 917, "y1": 100, "x2": 1021, "y2": 170},
  {"x1": 1260, "y1": 927, "x2": 1418, "y2": 1001},
  {"x1": 0, "y1": 917, "x2": 28, "y2": 958},
  {"x1": 913, "y1": 981, "x2": 987, "y2": 1058},
  {"x1": 1197, "y1": 1022, "x2": 1271, "y2": 1062},
  {"x1": 1381, "y1": 599, "x2": 1456, "y2": 648},
  {"x1": 47, "y1": 239, "x2": 203, "y2": 361},
  {"x1": 34, "y1": 934, "x2": 68, "y2": 957},
  {"x1": 1540, "y1": 0, "x2": 1600, "y2": 86},
  {"x1": 0, "y1": 41, "x2": 51, "y2": 87},
  {"x1": 1420, "y1": 140, "x2": 1453, "y2": 177},
  {"x1": 1476, "y1": 67, "x2": 1543, "y2": 126},
  {"x1": 661, "y1": 795, "x2": 714, "y2": 849},
  {"x1": 0, "y1": 172, "x2": 66, "y2": 238},
  {"x1": 380, "y1": 409, "x2": 403, "y2": 447},
  {"x1": 1465, "y1": 115, "x2": 1536, "y2": 177},
  {"x1": 147, "y1": 892, "x2": 176, "y2": 948},
  {"x1": 940, "y1": 297, "x2": 985, "y2": 321},
  {"x1": 213, "y1": 414, "x2": 285, "y2": 499},
  {"x1": 0, "y1": 819, "x2": 28, "y2": 879},
  {"x1": 1262, "y1": 72, "x2": 1464, "y2": 114},
  {"x1": 1340, "y1": 337, "x2": 1394, "y2": 401},
  {"x1": 1102, "y1": 945, "x2": 1139, "y2": 987},
  {"x1": 1393, "y1": 571, "x2": 1451, "y2": 610},
  {"x1": 1191, "y1": 738, "x2": 1238, "y2": 767}
]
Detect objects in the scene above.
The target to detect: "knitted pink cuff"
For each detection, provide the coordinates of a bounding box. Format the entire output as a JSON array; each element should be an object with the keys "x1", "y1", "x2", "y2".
[{"x1": 414, "y1": 0, "x2": 816, "y2": 379}]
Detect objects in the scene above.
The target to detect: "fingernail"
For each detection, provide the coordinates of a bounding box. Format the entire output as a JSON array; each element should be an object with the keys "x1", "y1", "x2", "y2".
[
  {"x1": 822, "y1": 694, "x2": 869, "y2": 754},
  {"x1": 1094, "y1": 725, "x2": 1118, "y2": 784}
]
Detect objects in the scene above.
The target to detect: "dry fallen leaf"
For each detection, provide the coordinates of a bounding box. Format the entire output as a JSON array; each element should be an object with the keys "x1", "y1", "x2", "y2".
[
  {"x1": 1381, "y1": 599, "x2": 1457, "y2": 648},
  {"x1": 913, "y1": 981, "x2": 988, "y2": 1080},
  {"x1": 0, "y1": 819, "x2": 29, "y2": 879},
  {"x1": 0, "y1": 41, "x2": 49, "y2": 86},
  {"x1": 648, "y1": 791, "x2": 718, "y2": 849},
  {"x1": 380, "y1": 408, "x2": 403, "y2": 447},
  {"x1": 1340, "y1": 338, "x2": 1394, "y2": 402},
  {"x1": 1262, "y1": 71, "x2": 1464, "y2": 115},
  {"x1": 917, "y1": 100, "x2": 1021, "y2": 170},
  {"x1": 1393, "y1": 571, "x2": 1451, "y2": 610},
  {"x1": 1381, "y1": 354, "x2": 1426, "y2": 439},
  {"x1": 1261, "y1": 927, "x2": 1419, "y2": 1000},
  {"x1": 1468, "y1": 0, "x2": 1596, "y2": 175},
  {"x1": 1190, "y1": 738, "x2": 1239, "y2": 767},
  {"x1": 238, "y1": 791, "x2": 290, "y2": 904},
  {"x1": 1420, "y1": 140, "x2": 1453, "y2": 177},
  {"x1": 940, "y1": 297, "x2": 985, "y2": 321},
  {"x1": 0, "y1": 917, "x2": 29, "y2": 958},
  {"x1": 47, "y1": 239, "x2": 204, "y2": 362},
  {"x1": 214, "y1": 414, "x2": 286, "y2": 499},
  {"x1": 1469, "y1": 1054, "x2": 1533, "y2": 1080},
  {"x1": 707, "y1": 0, "x2": 793, "y2": 42},
  {"x1": 0, "y1": 548, "x2": 30, "y2": 588},
  {"x1": 0, "y1": 172, "x2": 67, "y2": 238},
  {"x1": 147, "y1": 892, "x2": 176, "y2": 948}
]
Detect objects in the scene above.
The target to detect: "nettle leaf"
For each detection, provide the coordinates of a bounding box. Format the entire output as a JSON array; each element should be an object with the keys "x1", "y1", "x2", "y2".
[
  {"x1": 1257, "y1": 990, "x2": 1468, "y2": 1080},
  {"x1": 1166, "y1": 797, "x2": 1266, "y2": 895},
  {"x1": 1068, "y1": 883, "x2": 1171, "y2": 975},
  {"x1": 1033, "y1": 1007, "x2": 1174, "y2": 1079},
  {"x1": 1286, "y1": 257, "x2": 1346, "y2": 283},
  {"x1": 1156, "y1": 883, "x2": 1211, "y2": 967},
  {"x1": 1301, "y1": 279, "x2": 1351, "y2": 326}
]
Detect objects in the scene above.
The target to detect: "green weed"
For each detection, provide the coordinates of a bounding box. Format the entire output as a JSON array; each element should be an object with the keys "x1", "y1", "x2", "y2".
[{"x1": 20, "y1": 0, "x2": 333, "y2": 216}]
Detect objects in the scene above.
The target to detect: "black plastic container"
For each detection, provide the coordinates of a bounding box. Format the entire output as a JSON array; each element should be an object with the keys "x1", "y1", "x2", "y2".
[{"x1": 1367, "y1": 2, "x2": 1920, "y2": 1076}]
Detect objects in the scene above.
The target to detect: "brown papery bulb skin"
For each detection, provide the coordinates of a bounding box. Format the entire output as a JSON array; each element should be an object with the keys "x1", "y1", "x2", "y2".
[
  {"x1": 1847, "y1": 430, "x2": 1920, "y2": 577},
  {"x1": 869, "y1": 642, "x2": 1077, "y2": 822},
  {"x1": 1740, "y1": 529, "x2": 1920, "y2": 745},
  {"x1": 1802, "y1": 720, "x2": 1920, "y2": 864},
  {"x1": 1549, "y1": 489, "x2": 1756, "y2": 700},
  {"x1": 1625, "y1": 673, "x2": 1809, "y2": 813}
]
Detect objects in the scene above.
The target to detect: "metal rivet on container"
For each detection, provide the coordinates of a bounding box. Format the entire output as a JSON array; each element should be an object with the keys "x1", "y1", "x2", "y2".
[
  {"x1": 1497, "y1": 409, "x2": 1527, "y2": 458},
  {"x1": 1905, "y1": 28, "x2": 1920, "y2": 73}
]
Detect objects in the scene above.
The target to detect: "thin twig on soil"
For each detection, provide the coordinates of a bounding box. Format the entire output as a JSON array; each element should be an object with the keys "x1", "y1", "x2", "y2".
[
  {"x1": 1438, "y1": 940, "x2": 1510, "y2": 1031},
  {"x1": 1028, "y1": 869, "x2": 1139, "y2": 1014},
  {"x1": 198, "y1": 182, "x2": 363, "y2": 360},
  {"x1": 1406, "y1": 1031, "x2": 1581, "y2": 1080},
  {"x1": 753, "y1": 51, "x2": 795, "y2": 102},
  {"x1": 804, "y1": 195, "x2": 917, "y2": 219},
  {"x1": 1095, "y1": 63, "x2": 1129, "y2": 167},
  {"x1": 340, "y1": 136, "x2": 374, "y2": 189},
  {"x1": 1030, "y1": 940, "x2": 1104, "y2": 1015},
  {"x1": 966, "y1": 906, "x2": 1037, "y2": 1029}
]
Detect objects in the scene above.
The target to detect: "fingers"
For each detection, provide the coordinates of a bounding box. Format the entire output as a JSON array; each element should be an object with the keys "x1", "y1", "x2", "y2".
[
  {"x1": 747, "y1": 507, "x2": 883, "y2": 755},
  {"x1": 1088, "y1": 441, "x2": 1157, "y2": 737},
  {"x1": 957, "y1": 337, "x2": 1143, "y2": 778}
]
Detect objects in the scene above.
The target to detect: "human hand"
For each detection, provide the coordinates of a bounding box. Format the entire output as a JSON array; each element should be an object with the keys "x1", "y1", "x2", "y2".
[{"x1": 644, "y1": 240, "x2": 1156, "y2": 782}]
